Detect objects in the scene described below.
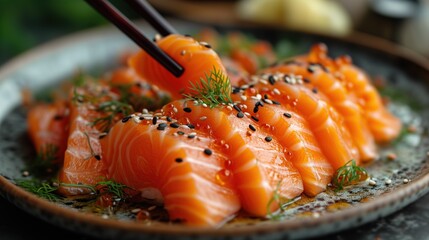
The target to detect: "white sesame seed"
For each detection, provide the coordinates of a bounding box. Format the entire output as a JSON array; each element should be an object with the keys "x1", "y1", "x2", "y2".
[
  {"x1": 200, "y1": 116, "x2": 207, "y2": 121},
  {"x1": 226, "y1": 106, "x2": 233, "y2": 111},
  {"x1": 148, "y1": 205, "x2": 157, "y2": 211},
  {"x1": 132, "y1": 117, "x2": 141, "y2": 124},
  {"x1": 273, "y1": 88, "x2": 281, "y2": 95},
  {"x1": 240, "y1": 95, "x2": 247, "y2": 101},
  {"x1": 202, "y1": 103, "x2": 208, "y2": 108},
  {"x1": 142, "y1": 108, "x2": 149, "y2": 114},
  {"x1": 193, "y1": 100, "x2": 199, "y2": 105},
  {"x1": 312, "y1": 212, "x2": 321, "y2": 218},
  {"x1": 385, "y1": 179, "x2": 392, "y2": 185},
  {"x1": 189, "y1": 132, "x2": 197, "y2": 137},
  {"x1": 264, "y1": 99, "x2": 273, "y2": 104},
  {"x1": 244, "y1": 112, "x2": 251, "y2": 117},
  {"x1": 241, "y1": 84, "x2": 249, "y2": 89},
  {"x1": 173, "y1": 107, "x2": 178, "y2": 113},
  {"x1": 259, "y1": 79, "x2": 268, "y2": 85},
  {"x1": 368, "y1": 179, "x2": 377, "y2": 186},
  {"x1": 256, "y1": 94, "x2": 262, "y2": 100},
  {"x1": 101, "y1": 214, "x2": 109, "y2": 219},
  {"x1": 131, "y1": 208, "x2": 141, "y2": 213},
  {"x1": 22, "y1": 171, "x2": 29, "y2": 177},
  {"x1": 403, "y1": 179, "x2": 409, "y2": 184}
]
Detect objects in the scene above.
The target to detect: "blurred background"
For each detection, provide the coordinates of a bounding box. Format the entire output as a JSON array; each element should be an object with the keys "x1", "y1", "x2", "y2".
[{"x1": 0, "y1": 0, "x2": 428, "y2": 66}]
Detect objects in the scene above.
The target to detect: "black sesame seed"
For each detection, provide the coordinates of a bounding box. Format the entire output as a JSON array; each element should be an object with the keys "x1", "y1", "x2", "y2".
[
  {"x1": 157, "y1": 126, "x2": 166, "y2": 131},
  {"x1": 255, "y1": 101, "x2": 264, "y2": 107},
  {"x1": 94, "y1": 155, "x2": 101, "y2": 160},
  {"x1": 264, "y1": 94, "x2": 269, "y2": 99},
  {"x1": 251, "y1": 116, "x2": 259, "y2": 122},
  {"x1": 183, "y1": 107, "x2": 192, "y2": 113},
  {"x1": 268, "y1": 75, "x2": 276, "y2": 85},
  {"x1": 253, "y1": 106, "x2": 259, "y2": 113},
  {"x1": 175, "y1": 158, "x2": 183, "y2": 163},
  {"x1": 232, "y1": 87, "x2": 241, "y2": 94},
  {"x1": 265, "y1": 136, "x2": 273, "y2": 142},
  {"x1": 237, "y1": 112, "x2": 244, "y2": 118},
  {"x1": 272, "y1": 100, "x2": 280, "y2": 105},
  {"x1": 303, "y1": 78, "x2": 311, "y2": 83},
  {"x1": 312, "y1": 88, "x2": 318, "y2": 94},
  {"x1": 307, "y1": 66, "x2": 315, "y2": 73},
  {"x1": 152, "y1": 116, "x2": 158, "y2": 125},
  {"x1": 203, "y1": 149, "x2": 213, "y2": 156},
  {"x1": 283, "y1": 112, "x2": 292, "y2": 118},
  {"x1": 170, "y1": 122, "x2": 180, "y2": 128},
  {"x1": 177, "y1": 131, "x2": 185, "y2": 135},
  {"x1": 53, "y1": 115, "x2": 63, "y2": 120},
  {"x1": 166, "y1": 116, "x2": 172, "y2": 122},
  {"x1": 187, "y1": 124, "x2": 195, "y2": 129},
  {"x1": 122, "y1": 116, "x2": 131, "y2": 123},
  {"x1": 139, "y1": 116, "x2": 145, "y2": 120},
  {"x1": 158, "y1": 123, "x2": 167, "y2": 128},
  {"x1": 249, "y1": 124, "x2": 256, "y2": 131},
  {"x1": 188, "y1": 134, "x2": 196, "y2": 139},
  {"x1": 233, "y1": 104, "x2": 242, "y2": 112}
]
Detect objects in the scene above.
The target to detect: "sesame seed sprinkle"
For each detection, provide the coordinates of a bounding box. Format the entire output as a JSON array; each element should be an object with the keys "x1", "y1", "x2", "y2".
[
  {"x1": 237, "y1": 112, "x2": 244, "y2": 118},
  {"x1": 122, "y1": 116, "x2": 131, "y2": 123},
  {"x1": 183, "y1": 107, "x2": 192, "y2": 113},
  {"x1": 251, "y1": 116, "x2": 259, "y2": 122},
  {"x1": 170, "y1": 122, "x2": 180, "y2": 128},
  {"x1": 265, "y1": 136, "x2": 273, "y2": 142},
  {"x1": 249, "y1": 124, "x2": 256, "y2": 131},
  {"x1": 204, "y1": 149, "x2": 213, "y2": 156},
  {"x1": 283, "y1": 112, "x2": 292, "y2": 118},
  {"x1": 152, "y1": 116, "x2": 157, "y2": 125},
  {"x1": 175, "y1": 158, "x2": 183, "y2": 163}
]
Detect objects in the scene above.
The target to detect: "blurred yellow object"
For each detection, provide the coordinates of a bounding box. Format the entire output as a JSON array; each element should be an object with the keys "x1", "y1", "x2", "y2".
[{"x1": 236, "y1": 0, "x2": 352, "y2": 36}]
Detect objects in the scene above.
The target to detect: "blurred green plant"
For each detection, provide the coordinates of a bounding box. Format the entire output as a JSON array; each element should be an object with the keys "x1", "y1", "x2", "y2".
[{"x1": 0, "y1": 0, "x2": 138, "y2": 65}]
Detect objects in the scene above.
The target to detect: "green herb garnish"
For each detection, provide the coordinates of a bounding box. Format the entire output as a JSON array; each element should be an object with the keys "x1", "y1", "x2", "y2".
[
  {"x1": 15, "y1": 178, "x2": 133, "y2": 202},
  {"x1": 332, "y1": 159, "x2": 368, "y2": 191},
  {"x1": 184, "y1": 67, "x2": 233, "y2": 108},
  {"x1": 91, "y1": 100, "x2": 133, "y2": 132},
  {"x1": 15, "y1": 179, "x2": 61, "y2": 201},
  {"x1": 26, "y1": 144, "x2": 59, "y2": 177}
]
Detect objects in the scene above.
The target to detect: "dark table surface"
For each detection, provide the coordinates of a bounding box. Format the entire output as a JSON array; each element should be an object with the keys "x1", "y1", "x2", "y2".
[{"x1": 2, "y1": 192, "x2": 429, "y2": 240}]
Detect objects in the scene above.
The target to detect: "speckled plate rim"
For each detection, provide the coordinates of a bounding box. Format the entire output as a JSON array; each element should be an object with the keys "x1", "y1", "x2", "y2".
[{"x1": 1, "y1": 20, "x2": 429, "y2": 240}]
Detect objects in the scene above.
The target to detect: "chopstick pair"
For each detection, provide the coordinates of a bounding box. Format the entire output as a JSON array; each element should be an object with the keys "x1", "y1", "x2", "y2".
[{"x1": 85, "y1": 0, "x2": 184, "y2": 77}]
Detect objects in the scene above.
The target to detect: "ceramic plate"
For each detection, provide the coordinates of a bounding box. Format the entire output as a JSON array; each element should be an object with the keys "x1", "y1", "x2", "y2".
[{"x1": 1, "y1": 20, "x2": 429, "y2": 240}]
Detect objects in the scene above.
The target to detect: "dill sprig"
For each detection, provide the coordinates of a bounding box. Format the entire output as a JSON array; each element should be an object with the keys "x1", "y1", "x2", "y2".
[
  {"x1": 183, "y1": 67, "x2": 233, "y2": 108},
  {"x1": 94, "y1": 180, "x2": 130, "y2": 198},
  {"x1": 27, "y1": 144, "x2": 59, "y2": 177},
  {"x1": 91, "y1": 100, "x2": 133, "y2": 132},
  {"x1": 266, "y1": 180, "x2": 296, "y2": 220},
  {"x1": 15, "y1": 179, "x2": 61, "y2": 202},
  {"x1": 15, "y1": 178, "x2": 133, "y2": 202},
  {"x1": 332, "y1": 159, "x2": 368, "y2": 191}
]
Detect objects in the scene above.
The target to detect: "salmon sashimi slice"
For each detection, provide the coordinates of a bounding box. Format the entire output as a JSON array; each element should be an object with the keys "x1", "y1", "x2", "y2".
[
  {"x1": 129, "y1": 34, "x2": 228, "y2": 100},
  {"x1": 26, "y1": 100, "x2": 69, "y2": 163},
  {"x1": 298, "y1": 43, "x2": 402, "y2": 143},
  {"x1": 100, "y1": 113, "x2": 241, "y2": 226},
  {"x1": 162, "y1": 100, "x2": 304, "y2": 216},
  {"x1": 237, "y1": 73, "x2": 360, "y2": 169},
  {"x1": 339, "y1": 64, "x2": 402, "y2": 142},
  {"x1": 231, "y1": 95, "x2": 333, "y2": 196},
  {"x1": 264, "y1": 62, "x2": 378, "y2": 161},
  {"x1": 57, "y1": 84, "x2": 119, "y2": 195}
]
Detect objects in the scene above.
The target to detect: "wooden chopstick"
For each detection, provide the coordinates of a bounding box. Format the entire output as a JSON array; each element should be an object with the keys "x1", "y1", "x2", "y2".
[
  {"x1": 124, "y1": 0, "x2": 177, "y2": 36},
  {"x1": 85, "y1": 0, "x2": 184, "y2": 77}
]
